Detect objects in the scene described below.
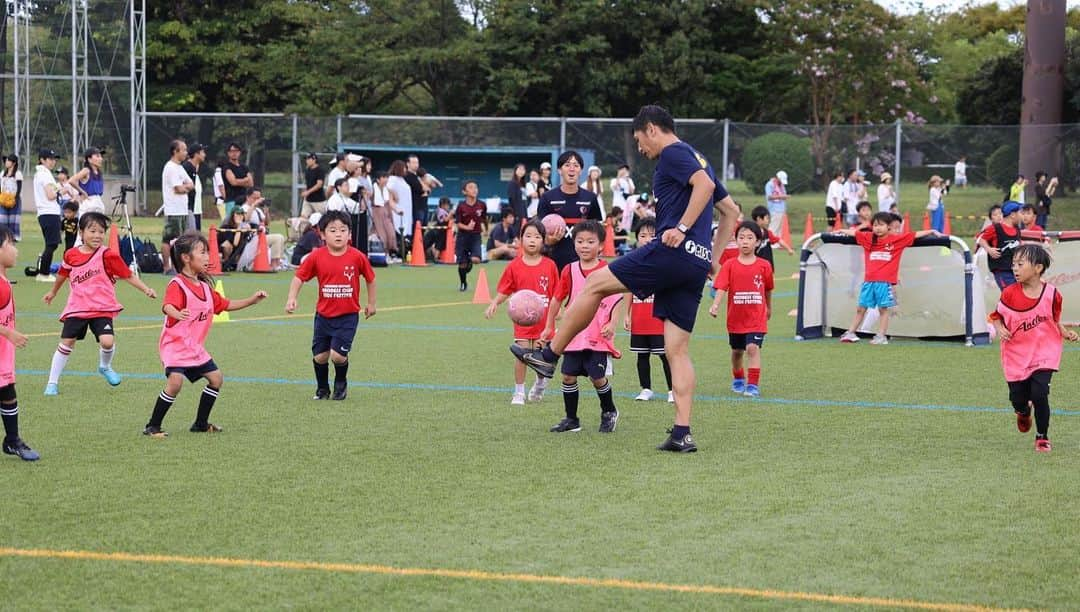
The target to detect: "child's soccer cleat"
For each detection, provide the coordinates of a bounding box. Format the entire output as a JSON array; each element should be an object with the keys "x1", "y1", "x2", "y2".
[
  {"x1": 667, "y1": 391, "x2": 674, "y2": 403},
  {"x1": 313, "y1": 388, "x2": 330, "y2": 400},
  {"x1": 142, "y1": 425, "x2": 168, "y2": 439},
  {"x1": 549, "y1": 417, "x2": 581, "y2": 433},
  {"x1": 1035, "y1": 438, "x2": 1052, "y2": 453},
  {"x1": 98, "y1": 366, "x2": 122, "y2": 386},
  {"x1": 840, "y1": 331, "x2": 860, "y2": 343},
  {"x1": 1016, "y1": 410, "x2": 1032, "y2": 433},
  {"x1": 869, "y1": 335, "x2": 889, "y2": 345},
  {"x1": 656, "y1": 430, "x2": 697, "y2": 453},
  {"x1": 731, "y1": 378, "x2": 746, "y2": 394},
  {"x1": 510, "y1": 392, "x2": 526, "y2": 406},
  {"x1": 743, "y1": 384, "x2": 760, "y2": 398},
  {"x1": 43, "y1": 383, "x2": 58, "y2": 396},
  {"x1": 459, "y1": 281, "x2": 467, "y2": 292},
  {"x1": 189, "y1": 422, "x2": 223, "y2": 433},
  {"x1": 635, "y1": 388, "x2": 654, "y2": 401},
  {"x1": 599, "y1": 410, "x2": 619, "y2": 433},
  {"x1": 2, "y1": 438, "x2": 40, "y2": 461},
  {"x1": 510, "y1": 344, "x2": 557, "y2": 379},
  {"x1": 527, "y1": 384, "x2": 545, "y2": 402}
]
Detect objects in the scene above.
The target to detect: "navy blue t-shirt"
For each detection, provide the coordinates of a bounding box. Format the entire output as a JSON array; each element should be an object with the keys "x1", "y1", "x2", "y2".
[
  {"x1": 653, "y1": 141, "x2": 726, "y2": 270},
  {"x1": 535, "y1": 186, "x2": 602, "y2": 270}
]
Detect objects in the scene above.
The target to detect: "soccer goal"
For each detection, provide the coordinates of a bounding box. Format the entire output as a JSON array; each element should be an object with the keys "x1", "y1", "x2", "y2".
[
  {"x1": 976, "y1": 230, "x2": 1080, "y2": 326},
  {"x1": 795, "y1": 233, "x2": 988, "y2": 345}
]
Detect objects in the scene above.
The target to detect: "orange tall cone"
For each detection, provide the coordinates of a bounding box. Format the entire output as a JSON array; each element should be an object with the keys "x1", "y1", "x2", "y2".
[
  {"x1": 943, "y1": 213, "x2": 952, "y2": 236},
  {"x1": 408, "y1": 221, "x2": 428, "y2": 266},
  {"x1": 832, "y1": 212, "x2": 843, "y2": 231},
  {"x1": 922, "y1": 211, "x2": 931, "y2": 231},
  {"x1": 440, "y1": 224, "x2": 456, "y2": 264},
  {"x1": 780, "y1": 213, "x2": 792, "y2": 246},
  {"x1": 472, "y1": 268, "x2": 491, "y2": 304},
  {"x1": 802, "y1": 213, "x2": 814, "y2": 243},
  {"x1": 902, "y1": 212, "x2": 911, "y2": 233},
  {"x1": 252, "y1": 229, "x2": 272, "y2": 272},
  {"x1": 108, "y1": 224, "x2": 120, "y2": 257},
  {"x1": 207, "y1": 225, "x2": 222, "y2": 275},
  {"x1": 602, "y1": 218, "x2": 616, "y2": 257}
]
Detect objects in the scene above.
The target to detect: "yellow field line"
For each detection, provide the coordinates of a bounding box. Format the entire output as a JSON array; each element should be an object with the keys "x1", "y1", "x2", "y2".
[
  {"x1": 22, "y1": 301, "x2": 475, "y2": 338},
  {"x1": 0, "y1": 546, "x2": 1025, "y2": 611}
]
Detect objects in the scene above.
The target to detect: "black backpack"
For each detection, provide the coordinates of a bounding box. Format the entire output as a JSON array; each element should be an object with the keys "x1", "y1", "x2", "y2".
[{"x1": 136, "y1": 239, "x2": 164, "y2": 274}]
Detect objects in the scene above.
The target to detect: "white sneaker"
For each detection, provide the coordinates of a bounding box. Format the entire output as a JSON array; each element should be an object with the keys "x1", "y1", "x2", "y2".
[
  {"x1": 840, "y1": 331, "x2": 860, "y2": 343},
  {"x1": 35, "y1": 274, "x2": 56, "y2": 282},
  {"x1": 635, "y1": 388, "x2": 654, "y2": 401},
  {"x1": 511, "y1": 392, "x2": 526, "y2": 406},
  {"x1": 869, "y1": 335, "x2": 889, "y2": 345},
  {"x1": 667, "y1": 391, "x2": 675, "y2": 403},
  {"x1": 527, "y1": 385, "x2": 545, "y2": 402}
]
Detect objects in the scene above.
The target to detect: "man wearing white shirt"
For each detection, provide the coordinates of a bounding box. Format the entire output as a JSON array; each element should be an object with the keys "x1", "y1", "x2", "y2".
[
  {"x1": 325, "y1": 153, "x2": 348, "y2": 199},
  {"x1": 825, "y1": 171, "x2": 844, "y2": 228},
  {"x1": 161, "y1": 140, "x2": 193, "y2": 274},
  {"x1": 764, "y1": 170, "x2": 789, "y2": 234},
  {"x1": 954, "y1": 155, "x2": 967, "y2": 189},
  {"x1": 32, "y1": 148, "x2": 61, "y2": 282}
]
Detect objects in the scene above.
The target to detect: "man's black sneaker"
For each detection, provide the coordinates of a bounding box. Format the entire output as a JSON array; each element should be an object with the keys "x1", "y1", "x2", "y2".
[
  {"x1": 332, "y1": 381, "x2": 347, "y2": 401},
  {"x1": 142, "y1": 425, "x2": 168, "y2": 439},
  {"x1": 657, "y1": 430, "x2": 697, "y2": 453},
  {"x1": 2, "y1": 437, "x2": 40, "y2": 461},
  {"x1": 509, "y1": 344, "x2": 556, "y2": 379},
  {"x1": 313, "y1": 388, "x2": 330, "y2": 400},
  {"x1": 599, "y1": 410, "x2": 619, "y2": 433},
  {"x1": 549, "y1": 417, "x2": 581, "y2": 433},
  {"x1": 190, "y1": 422, "x2": 223, "y2": 433},
  {"x1": 459, "y1": 281, "x2": 468, "y2": 292}
]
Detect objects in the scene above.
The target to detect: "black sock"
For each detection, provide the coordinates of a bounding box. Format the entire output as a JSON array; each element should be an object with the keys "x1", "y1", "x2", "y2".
[
  {"x1": 458, "y1": 267, "x2": 467, "y2": 284},
  {"x1": 659, "y1": 354, "x2": 673, "y2": 390},
  {"x1": 672, "y1": 424, "x2": 691, "y2": 439},
  {"x1": 313, "y1": 359, "x2": 329, "y2": 390},
  {"x1": 147, "y1": 390, "x2": 175, "y2": 428},
  {"x1": 596, "y1": 380, "x2": 616, "y2": 414},
  {"x1": 1, "y1": 401, "x2": 18, "y2": 441},
  {"x1": 465, "y1": 261, "x2": 474, "y2": 273},
  {"x1": 562, "y1": 381, "x2": 579, "y2": 420},
  {"x1": 195, "y1": 386, "x2": 219, "y2": 427},
  {"x1": 636, "y1": 354, "x2": 652, "y2": 389},
  {"x1": 334, "y1": 361, "x2": 349, "y2": 387},
  {"x1": 1033, "y1": 395, "x2": 1051, "y2": 438}
]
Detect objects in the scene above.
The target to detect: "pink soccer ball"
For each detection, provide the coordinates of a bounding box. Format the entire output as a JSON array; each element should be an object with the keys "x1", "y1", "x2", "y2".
[
  {"x1": 541, "y1": 214, "x2": 567, "y2": 237},
  {"x1": 507, "y1": 290, "x2": 547, "y2": 326}
]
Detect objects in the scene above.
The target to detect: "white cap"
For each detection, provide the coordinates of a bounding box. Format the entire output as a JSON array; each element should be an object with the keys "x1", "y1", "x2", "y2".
[
  {"x1": 776, "y1": 170, "x2": 788, "y2": 185},
  {"x1": 540, "y1": 162, "x2": 552, "y2": 170},
  {"x1": 308, "y1": 212, "x2": 322, "y2": 227},
  {"x1": 588, "y1": 165, "x2": 601, "y2": 176},
  {"x1": 346, "y1": 153, "x2": 362, "y2": 162}
]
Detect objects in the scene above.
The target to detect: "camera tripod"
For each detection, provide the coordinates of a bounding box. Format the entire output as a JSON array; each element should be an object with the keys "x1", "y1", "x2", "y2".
[{"x1": 111, "y1": 185, "x2": 140, "y2": 277}]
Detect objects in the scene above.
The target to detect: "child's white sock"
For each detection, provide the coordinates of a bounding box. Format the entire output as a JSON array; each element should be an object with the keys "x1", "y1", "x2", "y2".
[
  {"x1": 48, "y1": 344, "x2": 72, "y2": 385},
  {"x1": 514, "y1": 383, "x2": 525, "y2": 395},
  {"x1": 99, "y1": 346, "x2": 115, "y2": 369}
]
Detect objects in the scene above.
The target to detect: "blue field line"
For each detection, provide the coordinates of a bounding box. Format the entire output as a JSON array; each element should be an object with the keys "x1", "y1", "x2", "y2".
[{"x1": 17, "y1": 368, "x2": 1080, "y2": 417}]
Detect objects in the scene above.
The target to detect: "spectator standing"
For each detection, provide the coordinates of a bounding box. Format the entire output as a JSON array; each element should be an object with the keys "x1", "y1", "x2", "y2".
[
  {"x1": 764, "y1": 170, "x2": 788, "y2": 234},
  {"x1": 1033, "y1": 171, "x2": 1057, "y2": 229},
  {"x1": 406, "y1": 154, "x2": 427, "y2": 232},
  {"x1": 0, "y1": 155, "x2": 23, "y2": 240},
  {"x1": 609, "y1": 164, "x2": 636, "y2": 223},
  {"x1": 300, "y1": 152, "x2": 327, "y2": 219},
  {"x1": 161, "y1": 140, "x2": 194, "y2": 274},
  {"x1": 954, "y1": 155, "x2": 967, "y2": 189},
  {"x1": 371, "y1": 171, "x2": 401, "y2": 262},
  {"x1": 825, "y1": 171, "x2": 844, "y2": 228},
  {"x1": 538, "y1": 161, "x2": 553, "y2": 191},
  {"x1": 387, "y1": 160, "x2": 413, "y2": 250},
  {"x1": 1009, "y1": 175, "x2": 1026, "y2": 204},
  {"x1": 877, "y1": 172, "x2": 896, "y2": 213},
  {"x1": 525, "y1": 169, "x2": 543, "y2": 218},
  {"x1": 182, "y1": 143, "x2": 206, "y2": 230},
  {"x1": 348, "y1": 159, "x2": 370, "y2": 253},
  {"x1": 212, "y1": 158, "x2": 226, "y2": 218},
  {"x1": 842, "y1": 170, "x2": 862, "y2": 227},
  {"x1": 69, "y1": 147, "x2": 106, "y2": 217},
  {"x1": 927, "y1": 175, "x2": 949, "y2": 233},
  {"x1": 324, "y1": 153, "x2": 348, "y2": 200},
  {"x1": 32, "y1": 148, "x2": 61, "y2": 282},
  {"x1": 583, "y1": 165, "x2": 605, "y2": 217},
  {"x1": 222, "y1": 143, "x2": 253, "y2": 215},
  {"x1": 506, "y1": 163, "x2": 527, "y2": 221}
]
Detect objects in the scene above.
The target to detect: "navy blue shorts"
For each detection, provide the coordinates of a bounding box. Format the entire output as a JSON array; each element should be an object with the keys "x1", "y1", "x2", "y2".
[
  {"x1": 456, "y1": 233, "x2": 483, "y2": 263},
  {"x1": 728, "y1": 332, "x2": 766, "y2": 351},
  {"x1": 561, "y1": 350, "x2": 610, "y2": 380},
  {"x1": 993, "y1": 270, "x2": 1017, "y2": 290},
  {"x1": 608, "y1": 241, "x2": 709, "y2": 333},
  {"x1": 165, "y1": 359, "x2": 219, "y2": 382},
  {"x1": 312, "y1": 313, "x2": 359, "y2": 357}
]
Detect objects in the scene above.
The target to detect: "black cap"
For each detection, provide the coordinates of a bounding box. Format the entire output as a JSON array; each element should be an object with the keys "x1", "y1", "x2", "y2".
[
  {"x1": 56, "y1": 166, "x2": 69, "y2": 175},
  {"x1": 38, "y1": 148, "x2": 59, "y2": 160},
  {"x1": 332, "y1": 153, "x2": 346, "y2": 164},
  {"x1": 188, "y1": 143, "x2": 206, "y2": 156},
  {"x1": 83, "y1": 146, "x2": 104, "y2": 158},
  {"x1": 305, "y1": 152, "x2": 318, "y2": 160}
]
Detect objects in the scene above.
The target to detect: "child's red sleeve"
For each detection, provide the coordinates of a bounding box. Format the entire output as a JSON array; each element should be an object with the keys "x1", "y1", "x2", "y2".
[
  {"x1": 713, "y1": 264, "x2": 729, "y2": 291},
  {"x1": 210, "y1": 290, "x2": 230, "y2": 315},
  {"x1": 103, "y1": 249, "x2": 133, "y2": 279},
  {"x1": 496, "y1": 262, "x2": 516, "y2": 296},
  {"x1": 1053, "y1": 290, "x2": 1063, "y2": 322},
  {"x1": 553, "y1": 267, "x2": 571, "y2": 302}
]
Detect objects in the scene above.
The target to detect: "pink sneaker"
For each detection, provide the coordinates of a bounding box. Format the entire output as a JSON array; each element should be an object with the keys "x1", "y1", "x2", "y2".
[{"x1": 1035, "y1": 438, "x2": 1051, "y2": 453}]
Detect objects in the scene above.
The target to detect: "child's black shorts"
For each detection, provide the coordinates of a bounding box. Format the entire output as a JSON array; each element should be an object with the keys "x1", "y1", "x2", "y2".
[
  {"x1": 561, "y1": 350, "x2": 611, "y2": 380},
  {"x1": 165, "y1": 359, "x2": 219, "y2": 382},
  {"x1": 728, "y1": 332, "x2": 766, "y2": 350},
  {"x1": 61, "y1": 316, "x2": 116, "y2": 342}
]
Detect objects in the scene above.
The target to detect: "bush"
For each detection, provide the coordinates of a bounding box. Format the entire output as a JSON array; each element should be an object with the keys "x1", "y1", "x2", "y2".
[
  {"x1": 986, "y1": 143, "x2": 1019, "y2": 192},
  {"x1": 741, "y1": 132, "x2": 814, "y2": 195}
]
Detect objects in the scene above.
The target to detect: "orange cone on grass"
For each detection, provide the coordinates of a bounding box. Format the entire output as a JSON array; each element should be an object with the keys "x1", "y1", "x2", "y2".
[
  {"x1": 408, "y1": 220, "x2": 428, "y2": 266},
  {"x1": 472, "y1": 268, "x2": 491, "y2": 304},
  {"x1": 780, "y1": 213, "x2": 792, "y2": 247},
  {"x1": 902, "y1": 212, "x2": 911, "y2": 233},
  {"x1": 832, "y1": 212, "x2": 843, "y2": 231},
  {"x1": 252, "y1": 228, "x2": 272, "y2": 273},
  {"x1": 440, "y1": 224, "x2": 456, "y2": 264},
  {"x1": 943, "y1": 213, "x2": 952, "y2": 236},
  {"x1": 602, "y1": 218, "x2": 616, "y2": 257},
  {"x1": 922, "y1": 211, "x2": 931, "y2": 231},
  {"x1": 802, "y1": 213, "x2": 814, "y2": 244},
  {"x1": 207, "y1": 226, "x2": 222, "y2": 275}
]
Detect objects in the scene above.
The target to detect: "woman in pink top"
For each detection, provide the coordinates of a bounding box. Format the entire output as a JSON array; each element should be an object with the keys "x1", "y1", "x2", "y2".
[
  {"x1": 42, "y1": 212, "x2": 157, "y2": 396},
  {"x1": 143, "y1": 232, "x2": 267, "y2": 438},
  {"x1": 989, "y1": 244, "x2": 1079, "y2": 453}
]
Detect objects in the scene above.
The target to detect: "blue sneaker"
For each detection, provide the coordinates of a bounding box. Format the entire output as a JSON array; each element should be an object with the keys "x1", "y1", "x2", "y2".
[
  {"x1": 99, "y1": 366, "x2": 122, "y2": 386},
  {"x1": 743, "y1": 384, "x2": 760, "y2": 398},
  {"x1": 43, "y1": 383, "x2": 58, "y2": 396},
  {"x1": 731, "y1": 378, "x2": 746, "y2": 394},
  {"x1": 3, "y1": 438, "x2": 40, "y2": 461}
]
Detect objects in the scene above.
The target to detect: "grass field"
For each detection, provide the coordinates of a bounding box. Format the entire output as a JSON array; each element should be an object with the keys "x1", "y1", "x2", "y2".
[{"x1": 1, "y1": 213, "x2": 1078, "y2": 610}]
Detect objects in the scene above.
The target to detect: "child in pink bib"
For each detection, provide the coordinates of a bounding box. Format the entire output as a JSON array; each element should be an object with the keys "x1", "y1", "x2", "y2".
[{"x1": 0, "y1": 225, "x2": 39, "y2": 461}]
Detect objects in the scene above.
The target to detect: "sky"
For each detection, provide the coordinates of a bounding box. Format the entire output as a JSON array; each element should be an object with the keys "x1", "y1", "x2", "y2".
[{"x1": 876, "y1": 0, "x2": 1079, "y2": 14}]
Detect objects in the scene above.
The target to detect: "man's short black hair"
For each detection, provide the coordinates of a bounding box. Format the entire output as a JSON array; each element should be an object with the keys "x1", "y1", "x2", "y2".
[
  {"x1": 557, "y1": 150, "x2": 584, "y2": 169},
  {"x1": 631, "y1": 105, "x2": 675, "y2": 134},
  {"x1": 750, "y1": 205, "x2": 770, "y2": 221}
]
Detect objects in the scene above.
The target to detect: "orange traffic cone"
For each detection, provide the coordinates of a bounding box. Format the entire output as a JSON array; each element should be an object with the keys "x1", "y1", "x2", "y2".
[
  {"x1": 780, "y1": 213, "x2": 792, "y2": 247},
  {"x1": 832, "y1": 212, "x2": 843, "y2": 231},
  {"x1": 207, "y1": 225, "x2": 222, "y2": 276},
  {"x1": 902, "y1": 212, "x2": 911, "y2": 233},
  {"x1": 440, "y1": 223, "x2": 456, "y2": 264},
  {"x1": 943, "y1": 213, "x2": 952, "y2": 236},
  {"x1": 802, "y1": 212, "x2": 814, "y2": 243},
  {"x1": 472, "y1": 268, "x2": 491, "y2": 304},
  {"x1": 408, "y1": 221, "x2": 428, "y2": 266},
  {"x1": 252, "y1": 228, "x2": 272, "y2": 272},
  {"x1": 602, "y1": 218, "x2": 616, "y2": 257},
  {"x1": 108, "y1": 224, "x2": 120, "y2": 257},
  {"x1": 922, "y1": 211, "x2": 931, "y2": 231}
]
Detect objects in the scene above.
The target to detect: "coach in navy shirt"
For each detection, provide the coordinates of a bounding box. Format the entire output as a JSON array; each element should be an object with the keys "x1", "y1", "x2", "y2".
[
  {"x1": 512, "y1": 105, "x2": 738, "y2": 454},
  {"x1": 535, "y1": 150, "x2": 602, "y2": 270}
]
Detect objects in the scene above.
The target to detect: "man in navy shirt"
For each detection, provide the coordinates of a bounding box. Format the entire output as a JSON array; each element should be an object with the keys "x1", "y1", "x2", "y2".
[
  {"x1": 535, "y1": 151, "x2": 602, "y2": 270},
  {"x1": 512, "y1": 105, "x2": 738, "y2": 453}
]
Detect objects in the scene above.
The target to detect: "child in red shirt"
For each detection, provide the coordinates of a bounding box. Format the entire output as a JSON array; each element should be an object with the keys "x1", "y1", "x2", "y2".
[
  {"x1": 622, "y1": 220, "x2": 673, "y2": 403},
  {"x1": 286, "y1": 211, "x2": 377, "y2": 401},
  {"x1": 485, "y1": 220, "x2": 558, "y2": 405},
  {"x1": 709, "y1": 222, "x2": 774, "y2": 398}
]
